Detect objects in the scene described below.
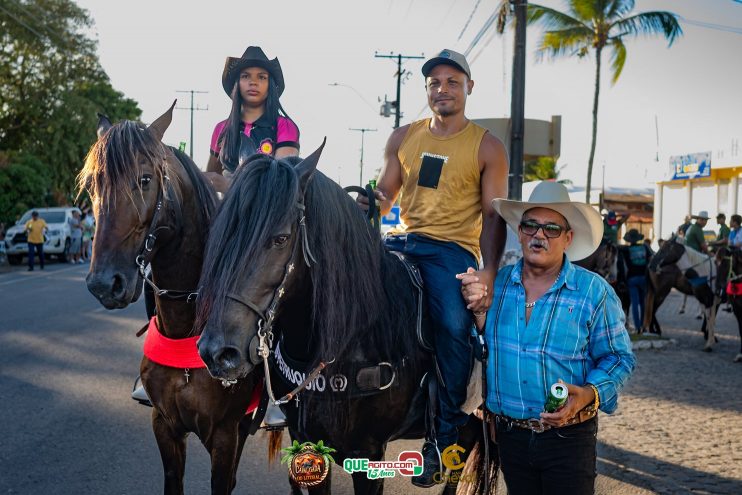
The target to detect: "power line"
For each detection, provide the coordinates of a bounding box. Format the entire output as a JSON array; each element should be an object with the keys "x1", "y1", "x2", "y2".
[
  {"x1": 677, "y1": 15, "x2": 742, "y2": 35},
  {"x1": 464, "y1": 7, "x2": 500, "y2": 56},
  {"x1": 458, "y1": 0, "x2": 483, "y2": 41}
]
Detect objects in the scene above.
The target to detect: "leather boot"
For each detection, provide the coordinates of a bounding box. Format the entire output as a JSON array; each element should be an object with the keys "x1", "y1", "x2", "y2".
[{"x1": 411, "y1": 441, "x2": 441, "y2": 488}]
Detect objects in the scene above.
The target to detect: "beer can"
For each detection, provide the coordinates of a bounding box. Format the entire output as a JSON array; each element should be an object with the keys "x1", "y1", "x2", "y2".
[{"x1": 544, "y1": 382, "x2": 569, "y2": 412}]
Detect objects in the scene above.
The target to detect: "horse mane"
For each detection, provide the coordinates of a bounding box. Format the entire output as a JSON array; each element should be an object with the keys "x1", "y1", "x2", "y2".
[
  {"x1": 169, "y1": 146, "x2": 217, "y2": 224},
  {"x1": 78, "y1": 119, "x2": 216, "y2": 225},
  {"x1": 79, "y1": 120, "x2": 169, "y2": 210},
  {"x1": 196, "y1": 154, "x2": 417, "y2": 366}
]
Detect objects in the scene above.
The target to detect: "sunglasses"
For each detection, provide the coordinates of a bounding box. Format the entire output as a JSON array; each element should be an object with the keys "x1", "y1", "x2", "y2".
[{"x1": 519, "y1": 220, "x2": 569, "y2": 238}]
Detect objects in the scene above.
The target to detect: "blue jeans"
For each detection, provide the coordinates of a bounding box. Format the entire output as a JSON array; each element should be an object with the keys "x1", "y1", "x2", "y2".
[
  {"x1": 385, "y1": 233, "x2": 477, "y2": 448},
  {"x1": 627, "y1": 275, "x2": 646, "y2": 331},
  {"x1": 28, "y1": 243, "x2": 44, "y2": 269}
]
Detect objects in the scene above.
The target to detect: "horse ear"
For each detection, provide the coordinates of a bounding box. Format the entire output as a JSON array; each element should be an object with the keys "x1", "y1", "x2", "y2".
[
  {"x1": 295, "y1": 138, "x2": 326, "y2": 191},
  {"x1": 148, "y1": 100, "x2": 177, "y2": 142},
  {"x1": 97, "y1": 113, "x2": 113, "y2": 139}
]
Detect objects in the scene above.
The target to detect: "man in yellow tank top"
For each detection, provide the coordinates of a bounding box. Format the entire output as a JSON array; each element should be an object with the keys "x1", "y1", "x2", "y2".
[{"x1": 364, "y1": 49, "x2": 509, "y2": 486}]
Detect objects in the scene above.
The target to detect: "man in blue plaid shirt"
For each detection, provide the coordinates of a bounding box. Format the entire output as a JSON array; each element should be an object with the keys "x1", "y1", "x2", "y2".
[{"x1": 460, "y1": 181, "x2": 635, "y2": 495}]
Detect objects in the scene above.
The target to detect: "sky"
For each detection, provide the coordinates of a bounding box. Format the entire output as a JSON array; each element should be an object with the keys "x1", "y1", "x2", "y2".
[{"x1": 75, "y1": 0, "x2": 742, "y2": 190}]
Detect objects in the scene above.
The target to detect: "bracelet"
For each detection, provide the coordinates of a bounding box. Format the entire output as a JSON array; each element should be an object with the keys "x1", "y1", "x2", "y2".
[
  {"x1": 586, "y1": 383, "x2": 600, "y2": 411},
  {"x1": 473, "y1": 310, "x2": 487, "y2": 317}
]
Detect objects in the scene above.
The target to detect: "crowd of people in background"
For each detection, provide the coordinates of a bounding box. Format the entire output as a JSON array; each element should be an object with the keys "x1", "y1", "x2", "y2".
[{"x1": 601, "y1": 207, "x2": 739, "y2": 335}]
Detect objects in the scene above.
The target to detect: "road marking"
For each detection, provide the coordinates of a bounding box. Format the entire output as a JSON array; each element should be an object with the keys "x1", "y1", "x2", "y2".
[{"x1": 0, "y1": 265, "x2": 85, "y2": 287}]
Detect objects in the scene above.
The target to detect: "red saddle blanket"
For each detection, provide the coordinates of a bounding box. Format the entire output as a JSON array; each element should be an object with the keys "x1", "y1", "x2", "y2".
[
  {"x1": 142, "y1": 317, "x2": 262, "y2": 414},
  {"x1": 727, "y1": 281, "x2": 742, "y2": 296}
]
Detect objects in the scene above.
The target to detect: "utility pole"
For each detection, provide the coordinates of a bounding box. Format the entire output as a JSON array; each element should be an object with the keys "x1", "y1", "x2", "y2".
[
  {"x1": 176, "y1": 90, "x2": 208, "y2": 158},
  {"x1": 349, "y1": 127, "x2": 377, "y2": 185},
  {"x1": 509, "y1": 0, "x2": 527, "y2": 200},
  {"x1": 374, "y1": 52, "x2": 424, "y2": 128}
]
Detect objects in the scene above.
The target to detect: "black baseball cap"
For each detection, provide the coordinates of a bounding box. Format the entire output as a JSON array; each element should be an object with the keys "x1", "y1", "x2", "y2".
[{"x1": 422, "y1": 49, "x2": 472, "y2": 79}]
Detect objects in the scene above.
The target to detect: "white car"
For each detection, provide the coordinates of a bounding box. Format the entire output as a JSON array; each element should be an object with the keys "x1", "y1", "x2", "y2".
[{"x1": 4, "y1": 207, "x2": 82, "y2": 264}]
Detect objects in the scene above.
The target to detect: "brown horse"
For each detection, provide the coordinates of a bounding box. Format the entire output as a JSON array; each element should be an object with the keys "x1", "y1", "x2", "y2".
[{"x1": 80, "y1": 103, "x2": 259, "y2": 494}]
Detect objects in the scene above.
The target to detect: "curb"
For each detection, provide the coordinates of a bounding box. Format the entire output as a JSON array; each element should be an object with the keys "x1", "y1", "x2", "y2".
[{"x1": 631, "y1": 338, "x2": 677, "y2": 351}]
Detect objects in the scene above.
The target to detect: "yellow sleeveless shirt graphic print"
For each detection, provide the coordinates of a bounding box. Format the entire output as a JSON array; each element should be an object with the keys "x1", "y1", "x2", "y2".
[{"x1": 393, "y1": 118, "x2": 487, "y2": 259}]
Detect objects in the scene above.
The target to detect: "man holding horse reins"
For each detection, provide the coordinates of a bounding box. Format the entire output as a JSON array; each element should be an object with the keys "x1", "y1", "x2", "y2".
[
  {"x1": 359, "y1": 49, "x2": 508, "y2": 486},
  {"x1": 461, "y1": 181, "x2": 635, "y2": 495}
]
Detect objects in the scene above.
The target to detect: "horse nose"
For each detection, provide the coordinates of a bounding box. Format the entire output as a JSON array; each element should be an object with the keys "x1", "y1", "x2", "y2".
[
  {"x1": 214, "y1": 346, "x2": 244, "y2": 372},
  {"x1": 198, "y1": 334, "x2": 244, "y2": 375},
  {"x1": 111, "y1": 273, "x2": 126, "y2": 299}
]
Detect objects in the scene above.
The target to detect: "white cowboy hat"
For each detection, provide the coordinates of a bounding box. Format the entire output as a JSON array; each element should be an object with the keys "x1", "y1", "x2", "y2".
[
  {"x1": 492, "y1": 181, "x2": 603, "y2": 261},
  {"x1": 691, "y1": 210, "x2": 710, "y2": 220}
]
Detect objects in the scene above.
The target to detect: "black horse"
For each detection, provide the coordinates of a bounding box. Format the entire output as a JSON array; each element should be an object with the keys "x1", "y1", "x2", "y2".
[
  {"x1": 195, "y1": 144, "x2": 498, "y2": 494},
  {"x1": 645, "y1": 234, "x2": 721, "y2": 350},
  {"x1": 714, "y1": 246, "x2": 742, "y2": 362}
]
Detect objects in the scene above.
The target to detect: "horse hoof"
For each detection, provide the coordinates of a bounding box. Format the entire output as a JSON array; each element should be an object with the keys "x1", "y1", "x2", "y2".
[
  {"x1": 702, "y1": 346, "x2": 712, "y2": 353},
  {"x1": 734, "y1": 354, "x2": 742, "y2": 363}
]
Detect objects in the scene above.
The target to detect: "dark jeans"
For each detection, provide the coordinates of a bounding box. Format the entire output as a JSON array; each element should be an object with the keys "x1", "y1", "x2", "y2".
[
  {"x1": 496, "y1": 417, "x2": 598, "y2": 495},
  {"x1": 627, "y1": 275, "x2": 646, "y2": 331},
  {"x1": 384, "y1": 233, "x2": 477, "y2": 448},
  {"x1": 28, "y1": 243, "x2": 44, "y2": 269}
]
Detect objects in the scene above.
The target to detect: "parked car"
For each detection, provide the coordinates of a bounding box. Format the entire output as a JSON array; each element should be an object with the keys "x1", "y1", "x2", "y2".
[{"x1": 4, "y1": 207, "x2": 82, "y2": 264}]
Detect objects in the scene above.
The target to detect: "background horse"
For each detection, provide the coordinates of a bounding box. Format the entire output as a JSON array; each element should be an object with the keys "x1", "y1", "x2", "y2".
[
  {"x1": 714, "y1": 246, "x2": 742, "y2": 362},
  {"x1": 81, "y1": 103, "x2": 260, "y2": 494},
  {"x1": 195, "y1": 145, "x2": 498, "y2": 494},
  {"x1": 645, "y1": 234, "x2": 721, "y2": 351}
]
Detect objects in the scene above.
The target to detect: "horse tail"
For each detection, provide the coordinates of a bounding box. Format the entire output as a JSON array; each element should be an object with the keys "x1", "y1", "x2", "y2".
[
  {"x1": 458, "y1": 418, "x2": 499, "y2": 495},
  {"x1": 267, "y1": 429, "x2": 284, "y2": 465}
]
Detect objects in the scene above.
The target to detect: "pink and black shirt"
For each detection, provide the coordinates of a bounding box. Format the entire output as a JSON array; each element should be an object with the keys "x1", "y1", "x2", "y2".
[{"x1": 209, "y1": 114, "x2": 300, "y2": 158}]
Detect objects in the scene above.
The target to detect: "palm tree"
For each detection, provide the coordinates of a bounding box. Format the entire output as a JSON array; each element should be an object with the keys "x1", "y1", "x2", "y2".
[{"x1": 526, "y1": 0, "x2": 682, "y2": 202}]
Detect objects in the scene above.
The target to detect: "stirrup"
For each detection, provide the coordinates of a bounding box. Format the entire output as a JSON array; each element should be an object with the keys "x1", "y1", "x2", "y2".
[
  {"x1": 131, "y1": 375, "x2": 152, "y2": 407},
  {"x1": 260, "y1": 401, "x2": 287, "y2": 430}
]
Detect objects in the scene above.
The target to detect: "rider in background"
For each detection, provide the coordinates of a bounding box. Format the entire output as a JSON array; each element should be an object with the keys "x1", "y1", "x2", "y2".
[
  {"x1": 602, "y1": 210, "x2": 627, "y2": 245},
  {"x1": 685, "y1": 211, "x2": 710, "y2": 253},
  {"x1": 204, "y1": 46, "x2": 300, "y2": 193},
  {"x1": 618, "y1": 229, "x2": 653, "y2": 334}
]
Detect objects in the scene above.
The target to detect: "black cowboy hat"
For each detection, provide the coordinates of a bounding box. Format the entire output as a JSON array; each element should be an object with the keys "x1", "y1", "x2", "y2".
[
  {"x1": 221, "y1": 46, "x2": 285, "y2": 97},
  {"x1": 623, "y1": 228, "x2": 645, "y2": 243}
]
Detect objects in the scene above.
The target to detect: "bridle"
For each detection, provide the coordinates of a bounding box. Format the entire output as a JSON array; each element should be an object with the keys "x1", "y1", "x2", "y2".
[
  {"x1": 224, "y1": 198, "x2": 333, "y2": 402},
  {"x1": 132, "y1": 168, "x2": 198, "y2": 303}
]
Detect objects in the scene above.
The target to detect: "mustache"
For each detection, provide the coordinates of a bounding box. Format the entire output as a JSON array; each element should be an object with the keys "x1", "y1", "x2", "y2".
[{"x1": 529, "y1": 238, "x2": 549, "y2": 250}]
